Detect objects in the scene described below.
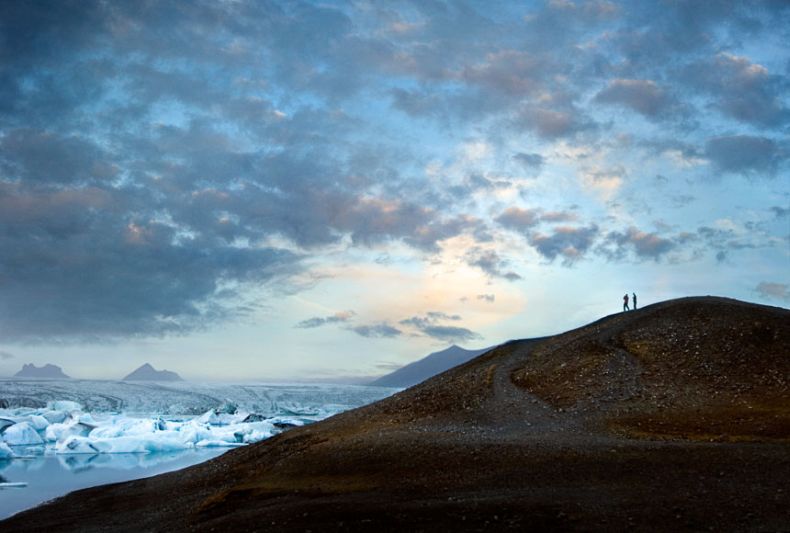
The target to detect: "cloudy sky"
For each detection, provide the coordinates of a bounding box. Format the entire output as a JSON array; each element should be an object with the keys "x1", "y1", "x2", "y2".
[{"x1": 0, "y1": 0, "x2": 788, "y2": 381}]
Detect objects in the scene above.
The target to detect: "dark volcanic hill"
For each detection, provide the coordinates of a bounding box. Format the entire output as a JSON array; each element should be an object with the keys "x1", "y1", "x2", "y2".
[
  {"x1": 13, "y1": 363, "x2": 70, "y2": 379},
  {"x1": 122, "y1": 363, "x2": 182, "y2": 381},
  {"x1": 369, "y1": 344, "x2": 493, "y2": 387},
  {"x1": 4, "y1": 297, "x2": 789, "y2": 532}
]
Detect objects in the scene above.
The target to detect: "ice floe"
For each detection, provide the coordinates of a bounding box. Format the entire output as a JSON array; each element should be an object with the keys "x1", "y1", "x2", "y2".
[{"x1": 0, "y1": 380, "x2": 397, "y2": 457}]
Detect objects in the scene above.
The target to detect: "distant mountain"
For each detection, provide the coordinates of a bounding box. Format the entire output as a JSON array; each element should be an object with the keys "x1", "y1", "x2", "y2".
[
  {"x1": 369, "y1": 344, "x2": 494, "y2": 388},
  {"x1": 123, "y1": 363, "x2": 183, "y2": 381},
  {"x1": 14, "y1": 363, "x2": 70, "y2": 379}
]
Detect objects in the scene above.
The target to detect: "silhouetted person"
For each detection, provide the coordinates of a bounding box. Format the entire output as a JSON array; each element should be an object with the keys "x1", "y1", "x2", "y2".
[
  {"x1": 623, "y1": 294, "x2": 630, "y2": 312},
  {"x1": 632, "y1": 292, "x2": 637, "y2": 310}
]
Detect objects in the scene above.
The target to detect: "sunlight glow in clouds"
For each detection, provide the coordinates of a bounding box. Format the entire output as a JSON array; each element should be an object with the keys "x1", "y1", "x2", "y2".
[{"x1": 0, "y1": 0, "x2": 787, "y2": 381}]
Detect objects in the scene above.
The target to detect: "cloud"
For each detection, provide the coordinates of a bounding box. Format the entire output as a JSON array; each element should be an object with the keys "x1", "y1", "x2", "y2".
[
  {"x1": 496, "y1": 207, "x2": 579, "y2": 235},
  {"x1": 680, "y1": 53, "x2": 790, "y2": 128},
  {"x1": 755, "y1": 282, "x2": 790, "y2": 302},
  {"x1": 0, "y1": 351, "x2": 14, "y2": 360},
  {"x1": 477, "y1": 294, "x2": 495, "y2": 302},
  {"x1": 529, "y1": 225, "x2": 599, "y2": 265},
  {"x1": 600, "y1": 227, "x2": 675, "y2": 261},
  {"x1": 351, "y1": 323, "x2": 402, "y2": 338},
  {"x1": 771, "y1": 206, "x2": 789, "y2": 218},
  {"x1": 594, "y1": 79, "x2": 676, "y2": 118},
  {"x1": 464, "y1": 248, "x2": 521, "y2": 281},
  {"x1": 399, "y1": 313, "x2": 481, "y2": 343},
  {"x1": 704, "y1": 135, "x2": 783, "y2": 176},
  {"x1": 295, "y1": 310, "x2": 356, "y2": 329},
  {"x1": 513, "y1": 103, "x2": 594, "y2": 140},
  {"x1": 512, "y1": 152, "x2": 545, "y2": 171},
  {"x1": 1, "y1": 0, "x2": 787, "y2": 344}
]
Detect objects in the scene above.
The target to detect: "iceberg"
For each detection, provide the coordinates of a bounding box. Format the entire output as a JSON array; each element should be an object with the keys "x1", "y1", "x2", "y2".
[
  {"x1": 0, "y1": 380, "x2": 397, "y2": 457},
  {"x1": 0, "y1": 442, "x2": 13, "y2": 459},
  {"x1": 2, "y1": 422, "x2": 44, "y2": 446}
]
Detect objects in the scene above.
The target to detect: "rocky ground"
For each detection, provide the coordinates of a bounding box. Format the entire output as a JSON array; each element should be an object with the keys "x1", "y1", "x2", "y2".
[{"x1": 2, "y1": 296, "x2": 788, "y2": 532}]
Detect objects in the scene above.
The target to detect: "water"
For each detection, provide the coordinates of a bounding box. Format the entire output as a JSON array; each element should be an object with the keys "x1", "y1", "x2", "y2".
[
  {"x1": 0, "y1": 448, "x2": 226, "y2": 519},
  {"x1": 0, "y1": 380, "x2": 398, "y2": 519}
]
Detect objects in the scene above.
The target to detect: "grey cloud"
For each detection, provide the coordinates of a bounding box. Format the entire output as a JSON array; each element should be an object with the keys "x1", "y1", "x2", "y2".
[
  {"x1": 496, "y1": 207, "x2": 578, "y2": 235},
  {"x1": 513, "y1": 103, "x2": 594, "y2": 140},
  {"x1": 0, "y1": 351, "x2": 14, "y2": 360},
  {"x1": 601, "y1": 227, "x2": 675, "y2": 261},
  {"x1": 295, "y1": 310, "x2": 355, "y2": 329},
  {"x1": 594, "y1": 79, "x2": 677, "y2": 119},
  {"x1": 755, "y1": 282, "x2": 790, "y2": 302},
  {"x1": 351, "y1": 323, "x2": 402, "y2": 338},
  {"x1": 705, "y1": 135, "x2": 783, "y2": 176},
  {"x1": 415, "y1": 325, "x2": 482, "y2": 343},
  {"x1": 0, "y1": 129, "x2": 117, "y2": 184},
  {"x1": 477, "y1": 294, "x2": 495, "y2": 303},
  {"x1": 529, "y1": 225, "x2": 599, "y2": 265},
  {"x1": 426, "y1": 311, "x2": 461, "y2": 321},
  {"x1": 495, "y1": 207, "x2": 541, "y2": 234},
  {"x1": 770, "y1": 206, "x2": 789, "y2": 218},
  {"x1": 512, "y1": 152, "x2": 545, "y2": 171},
  {"x1": 399, "y1": 313, "x2": 481, "y2": 343},
  {"x1": 464, "y1": 248, "x2": 521, "y2": 281},
  {"x1": 680, "y1": 53, "x2": 790, "y2": 128}
]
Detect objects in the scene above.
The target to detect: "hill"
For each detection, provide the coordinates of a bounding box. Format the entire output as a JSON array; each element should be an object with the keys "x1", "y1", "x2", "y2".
[
  {"x1": 4, "y1": 297, "x2": 789, "y2": 532},
  {"x1": 122, "y1": 363, "x2": 182, "y2": 381},
  {"x1": 13, "y1": 363, "x2": 70, "y2": 379},
  {"x1": 369, "y1": 344, "x2": 493, "y2": 387}
]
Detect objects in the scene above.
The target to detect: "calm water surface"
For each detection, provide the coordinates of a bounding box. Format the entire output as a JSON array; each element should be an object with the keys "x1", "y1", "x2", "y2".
[{"x1": 0, "y1": 448, "x2": 227, "y2": 519}]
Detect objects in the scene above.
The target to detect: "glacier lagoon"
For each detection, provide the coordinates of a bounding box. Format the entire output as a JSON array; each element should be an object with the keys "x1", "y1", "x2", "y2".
[{"x1": 0, "y1": 380, "x2": 398, "y2": 519}]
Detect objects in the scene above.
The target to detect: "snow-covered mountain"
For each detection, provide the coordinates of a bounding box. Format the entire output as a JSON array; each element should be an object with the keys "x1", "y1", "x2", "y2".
[
  {"x1": 13, "y1": 364, "x2": 70, "y2": 379},
  {"x1": 123, "y1": 363, "x2": 182, "y2": 381},
  {"x1": 369, "y1": 344, "x2": 494, "y2": 388}
]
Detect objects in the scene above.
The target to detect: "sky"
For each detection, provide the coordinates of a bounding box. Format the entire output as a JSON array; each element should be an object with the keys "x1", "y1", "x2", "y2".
[{"x1": 0, "y1": 0, "x2": 788, "y2": 382}]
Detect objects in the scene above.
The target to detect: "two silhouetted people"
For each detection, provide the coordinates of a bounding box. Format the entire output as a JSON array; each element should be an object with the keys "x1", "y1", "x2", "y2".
[{"x1": 623, "y1": 293, "x2": 637, "y2": 312}]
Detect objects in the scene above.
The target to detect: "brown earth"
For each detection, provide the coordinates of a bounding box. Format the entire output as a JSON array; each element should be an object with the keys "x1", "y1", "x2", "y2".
[{"x1": 2, "y1": 296, "x2": 788, "y2": 532}]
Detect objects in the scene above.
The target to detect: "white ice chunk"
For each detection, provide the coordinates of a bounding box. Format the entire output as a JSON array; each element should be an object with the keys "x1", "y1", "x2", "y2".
[
  {"x1": 41, "y1": 410, "x2": 68, "y2": 424},
  {"x1": 196, "y1": 409, "x2": 219, "y2": 425},
  {"x1": 28, "y1": 414, "x2": 50, "y2": 431},
  {"x1": 0, "y1": 442, "x2": 14, "y2": 458},
  {"x1": 47, "y1": 401, "x2": 82, "y2": 412},
  {"x1": 3, "y1": 422, "x2": 44, "y2": 446},
  {"x1": 56, "y1": 436, "x2": 100, "y2": 454},
  {"x1": 45, "y1": 420, "x2": 93, "y2": 442}
]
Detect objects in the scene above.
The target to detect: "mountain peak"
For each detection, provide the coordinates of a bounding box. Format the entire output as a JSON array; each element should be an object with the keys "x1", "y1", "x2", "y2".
[
  {"x1": 14, "y1": 363, "x2": 70, "y2": 379},
  {"x1": 123, "y1": 363, "x2": 182, "y2": 381}
]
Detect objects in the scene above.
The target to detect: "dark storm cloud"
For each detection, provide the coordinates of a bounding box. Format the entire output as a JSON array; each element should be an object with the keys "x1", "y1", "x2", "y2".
[
  {"x1": 704, "y1": 136, "x2": 783, "y2": 176},
  {"x1": 295, "y1": 311, "x2": 355, "y2": 329},
  {"x1": 600, "y1": 227, "x2": 675, "y2": 261},
  {"x1": 351, "y1": 323, "x2": 402, "y2": 339}
]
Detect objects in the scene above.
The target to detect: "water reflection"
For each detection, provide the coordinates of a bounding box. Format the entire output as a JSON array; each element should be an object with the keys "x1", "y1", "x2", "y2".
[{"x1": 0, "y1": 448, "x2": 226, "y2": 520}]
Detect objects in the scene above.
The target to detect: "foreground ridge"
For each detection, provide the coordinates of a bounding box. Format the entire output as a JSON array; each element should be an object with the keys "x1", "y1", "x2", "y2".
[{"x1": 3, "y1": 296, "x2": 789, "y2": 532}]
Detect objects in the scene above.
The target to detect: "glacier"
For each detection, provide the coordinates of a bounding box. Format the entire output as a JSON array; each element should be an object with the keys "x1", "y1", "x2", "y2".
[{"x1": 0, "y1": 380, "x2": 398, "y2": 457}]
